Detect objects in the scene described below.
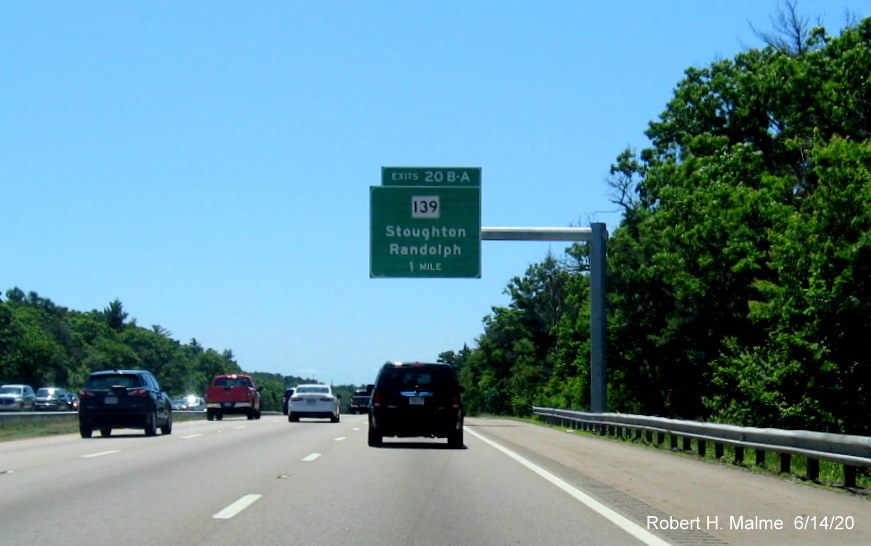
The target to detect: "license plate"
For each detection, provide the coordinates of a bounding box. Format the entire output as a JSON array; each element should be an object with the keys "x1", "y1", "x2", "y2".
[
  {"x1": 306, "y1": 399, "x2": 316, "y2": 405},
  {"x1": 104, "y1": 396, "x2": 118, "y2": 405},
  {"x1": 222, "y1": 402, "x2": 234, "y2": 408},
  {"x1": 409, "y1": 397, "x2": 424, "y2": 406}
]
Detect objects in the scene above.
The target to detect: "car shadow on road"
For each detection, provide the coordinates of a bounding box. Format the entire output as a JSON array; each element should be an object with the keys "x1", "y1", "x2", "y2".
[{"x1": 374, "y1": 441, "x2": 468, "y2": 450}]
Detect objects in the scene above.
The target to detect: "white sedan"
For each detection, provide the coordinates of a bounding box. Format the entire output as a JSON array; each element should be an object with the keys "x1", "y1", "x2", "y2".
[{"x1": 288, "y1": 384, "x2": 340, "y2": 423}]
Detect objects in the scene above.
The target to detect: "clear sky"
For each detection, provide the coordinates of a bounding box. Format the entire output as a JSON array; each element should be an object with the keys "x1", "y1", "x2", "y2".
[{"x1": 2, "y1": 1, "x2": 868, "y2": 386}]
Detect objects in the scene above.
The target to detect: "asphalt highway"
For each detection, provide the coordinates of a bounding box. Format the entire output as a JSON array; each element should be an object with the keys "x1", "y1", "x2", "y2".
[{"x1": 1, "y1": 415, "x2": 868, "y2": 545}]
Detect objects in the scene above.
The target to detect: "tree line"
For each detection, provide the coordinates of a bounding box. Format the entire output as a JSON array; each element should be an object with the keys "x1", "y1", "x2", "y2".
[
  {"x1": 443, "y1": 11, "x2": 871, "y2": 436},
  {"x1": 0, "y1": 288, "x2": 359, "y2": 411}
]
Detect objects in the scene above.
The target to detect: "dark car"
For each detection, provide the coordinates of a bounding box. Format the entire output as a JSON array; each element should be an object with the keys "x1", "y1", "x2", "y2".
[
  {"x1": 282, "y1": 387, "x2": 295, "y2": 415},
  {"x1": 368, "y1": 362, "x2": 464, "y2": 448},
  {"x1": 349, "y1": 388, "x2": 371, "y2": 414},
  {"x1": 34, "y1": 387, "x2": 69, "y2": 411},
  {"x1": 78, "y1": 370, "x2": 172, "y2": 438}
]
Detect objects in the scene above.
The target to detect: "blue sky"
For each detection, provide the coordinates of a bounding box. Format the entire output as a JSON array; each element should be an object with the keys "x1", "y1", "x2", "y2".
[{"x1": 2, "y1": 1, "x2": 868, "y2": 386}]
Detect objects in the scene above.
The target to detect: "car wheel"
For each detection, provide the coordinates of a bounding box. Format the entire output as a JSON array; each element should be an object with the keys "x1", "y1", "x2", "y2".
[
  {"x1": 254, "y1": 408, "x2": 261, "y2": 419},
  {"x1": 448, "y1": 427, "x2": 464, "y2": 448},
  {"x1": 207, "y1": 409, "x2": 215, "y2": 421},
  {"x1": 368, "y1": 425, "x2": 382, "y2": 447},
  {"x1": 161, "y1": 411, "x2": 172, "y2": 435},
  {"x1": 144, "y1": 410, "x2": 157, "y2": 436},
  {"x1": 79, "y1": 424, "x2": 93, "y2": 438},
  {"x1": 100, "y1": 427, "x2": 112, "y2": 437},
  {"x1": 247, "y1": 408, "x2": 255, "y2": 420}
]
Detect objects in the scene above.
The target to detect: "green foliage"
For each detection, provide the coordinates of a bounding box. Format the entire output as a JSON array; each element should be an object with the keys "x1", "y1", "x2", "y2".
[
  {"x1": 452, "y1": 14, "x2": 871, "y2": 435},
  {"x1": 0, "y1": 288, "x2": 316, "y2": 412}
]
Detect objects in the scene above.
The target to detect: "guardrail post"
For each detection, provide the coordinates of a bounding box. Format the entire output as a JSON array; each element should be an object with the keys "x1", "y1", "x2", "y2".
[
  {"x1": 844, "y1": 466, "x2": 857, "y2": 488},
  {"x1": 734, "y1": 446, "x2": 745, "y2": 465},
  {"x1": 780, "y1": 453, "x2": 791, "y2": 474},
  {"x1": 714, "y1": 443, "x2": 724, "y2": 459},
  {"x1": 697, "y1": 440, "x2": 707, "y2": 457},
  {"x1": 806, "y1": 458, "x2": 820, "y2": 482},
  {"x1": 756, "y1": 449, "x2": 766, "y2": 468}
]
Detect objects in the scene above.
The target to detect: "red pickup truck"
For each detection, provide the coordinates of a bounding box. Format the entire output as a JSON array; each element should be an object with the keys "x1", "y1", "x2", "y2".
[{"x1": 205, "y1": 374, "x2": 262, "y2": 421}]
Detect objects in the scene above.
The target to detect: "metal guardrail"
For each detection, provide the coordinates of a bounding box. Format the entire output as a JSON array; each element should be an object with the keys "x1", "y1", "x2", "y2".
[
  {"x1": 0, "y1": 410, "x2": 210, "y2": 426},
  {"x1": 533, "y1": 407, "x2": 871, "y2": 488}
]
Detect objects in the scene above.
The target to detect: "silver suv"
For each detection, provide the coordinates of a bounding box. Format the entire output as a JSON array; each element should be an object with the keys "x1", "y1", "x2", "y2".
[{"x1": 0, "y1": 384, "x2": 36, "y2": 411}]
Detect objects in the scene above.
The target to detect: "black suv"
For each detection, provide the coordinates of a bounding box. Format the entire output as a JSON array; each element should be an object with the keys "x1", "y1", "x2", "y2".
[
  {"x1": 78, "y1": 370, "x2": 172, "y2": 438},
  {"x1": 368, "y1": 362, "x2": 464, "y2": 447}
]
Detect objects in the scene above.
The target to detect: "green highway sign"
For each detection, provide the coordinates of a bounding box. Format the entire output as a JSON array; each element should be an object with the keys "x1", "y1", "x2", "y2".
[
  {"x1": 370, "y1": 185, "x2": 481, "y2": 278},
  {"x1": 382, "y1": 166, "x2": 481, "y2": 187}
]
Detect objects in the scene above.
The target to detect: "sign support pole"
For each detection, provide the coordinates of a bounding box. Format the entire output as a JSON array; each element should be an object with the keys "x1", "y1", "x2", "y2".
[{"x1": 481, "y1": 224, "x2": 608, "y2": 413}]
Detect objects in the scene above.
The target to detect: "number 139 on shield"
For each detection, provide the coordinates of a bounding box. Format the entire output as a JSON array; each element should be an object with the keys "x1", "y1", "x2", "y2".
[{"x1": 411, "y1": 195, "x2": 440, "y2": 218}]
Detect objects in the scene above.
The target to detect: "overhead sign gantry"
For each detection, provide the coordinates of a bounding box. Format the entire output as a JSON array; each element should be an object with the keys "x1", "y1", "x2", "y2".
[{"x1": 369, "y1": 166, "x2": 608, "y2": 412}]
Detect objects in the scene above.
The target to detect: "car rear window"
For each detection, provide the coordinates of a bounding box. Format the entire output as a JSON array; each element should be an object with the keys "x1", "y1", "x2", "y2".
[
  {"x1": 380, "y1": 366, "x2": 457, "y2": 390},
  {"x1": 297, "y1": 386, "x2": 329, "y2": 394},
  {"x1": 85, "y1": 374, "x2": 144, "y2": 389},
  {"x1": 214, "y1": 377, "x2": 251, "y2": 387}
]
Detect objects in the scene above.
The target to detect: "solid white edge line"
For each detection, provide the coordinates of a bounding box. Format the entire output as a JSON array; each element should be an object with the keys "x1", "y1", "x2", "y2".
[
  {"x1": 466, "y1": 428, "x2": 671, "y2": 546},
  {"x1": 302, "y1": 453, "x2": 321, "y2": 462},
  {"x1": 81, "y1": 450, "x2": 121, "y2": 458},
  {"x1": 212, "y1": 494, "x2": 262, "y2": 519}
]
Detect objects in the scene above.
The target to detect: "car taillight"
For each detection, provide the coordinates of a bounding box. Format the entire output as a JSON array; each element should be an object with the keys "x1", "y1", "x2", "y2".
[
  {"x1": 451, "y1": 393, "x2": 461, "y2": 409},
  {"x1": 291, "y1": 396, "x2": 303, "y2": 401},
  {"x1": 79, "y1": 390, "x2": 94, "y2": 399},
  {"x1": 319, "y1": 396, "x2": 334, "y2": 402},
  {"x1": 128, "y1": 388, "x2": 148, "y2": 397},
  {"x1": 372, "y1": 391, "x2": 381, "y2": 408}
]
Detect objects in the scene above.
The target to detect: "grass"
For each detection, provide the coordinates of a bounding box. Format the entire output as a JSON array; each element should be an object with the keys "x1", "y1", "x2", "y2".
[
  {"x1": 532, "y1": 417, "x2": 871, "y2": 495},
  {"x1": 0, "y1": 412, "x2": 207, "y2": 442}
]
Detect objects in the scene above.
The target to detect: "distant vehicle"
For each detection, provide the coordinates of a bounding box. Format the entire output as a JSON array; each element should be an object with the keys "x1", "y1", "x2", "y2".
[
  {"x1": 172, "y1": 395, "x2": 206, "y2": 411},
  {"x1": 0, "y1": 384, "x2": 36, "y2": 411},
  {"x1": 348, "y1": 388, "x2": 371, "y2": 414},
  {"x1": 34, "y1": 387, "x2": 70, "y2": 411},
  {"x1": 368, "y1": 362, "x2": 464, "y2": 448},
  {"x1": 288, "y1": 384, "x2": 340, "y2": 423},
  {"x1": 65, "y1": 392, "x2": 80, "y2": 411},
  {"x1": 282, "y1": 388, "x2": 295, "y2": 415},
  {"x1": 205, "y1": 374, "x2": 262, "y2": 421},
  {"x1": 78, "y1": 369, "x2": 172, "y2": 438}
]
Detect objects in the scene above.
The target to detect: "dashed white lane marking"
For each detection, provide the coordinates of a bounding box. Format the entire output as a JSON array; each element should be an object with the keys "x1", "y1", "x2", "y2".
[
  {"x1": 302, "y1": 453, "x2": 321, "y2": 462},
  {"x1": 466, "y1": 428, "x2": 671, "y2": 546},
  {"x1": 213, "y1": 494, "x2": 262, "y2": 519},
  {"x1": 335, "y1": 436, "x2": 347, "y2": 441},
  {"x1": 182, "y1": 434, "x2": 203, "y2": 439},
  {"x1": 81, "y1": 450, "x2": 121, "y2": 458}
]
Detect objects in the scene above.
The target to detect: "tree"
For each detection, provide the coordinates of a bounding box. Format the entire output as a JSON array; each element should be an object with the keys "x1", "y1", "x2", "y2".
[{"x1": 103, "y1": 299, "x2": 128, "y2": 333}]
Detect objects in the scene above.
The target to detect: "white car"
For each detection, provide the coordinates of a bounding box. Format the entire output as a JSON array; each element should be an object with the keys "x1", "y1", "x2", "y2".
[{"x1": 288, "y1": 384, "x2": 340, "y2": 423}]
